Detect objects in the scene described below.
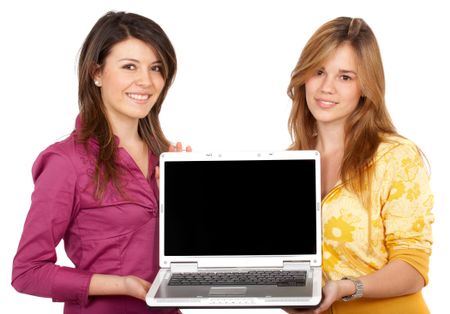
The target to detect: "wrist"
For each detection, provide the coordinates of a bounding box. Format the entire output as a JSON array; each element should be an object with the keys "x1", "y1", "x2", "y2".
[
  {"x1": 340, "y1": 277, "x2": 364, "y2": 301},
  {"x1": 338, "y1": 279, "x2": 356, "y2": 298}
]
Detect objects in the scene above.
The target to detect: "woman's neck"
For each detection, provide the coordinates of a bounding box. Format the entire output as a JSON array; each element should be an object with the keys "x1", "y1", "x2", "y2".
[
  {"x1": 315, "y1": 123, "x2": 345, "y2": 154},
  {"x1": 316, "y1": 123, "x2": 346, "y2": 198},
  {"x1": 108, "y1": 114, "x2": 141, "y2": 147}
]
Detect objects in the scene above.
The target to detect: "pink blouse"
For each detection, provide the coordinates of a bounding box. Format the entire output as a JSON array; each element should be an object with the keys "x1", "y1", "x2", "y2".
[{"x1": 12, "y1": 120, "x2": 177, "y2": 314}]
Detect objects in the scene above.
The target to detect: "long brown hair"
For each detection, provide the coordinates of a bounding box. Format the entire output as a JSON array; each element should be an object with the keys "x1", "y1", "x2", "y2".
[
  {"x1": 77, "y1": 11, "x2": 176, "y2": 199},
  {"x1": 287, "y1": 17, "x2": 397, "y2": 208}
]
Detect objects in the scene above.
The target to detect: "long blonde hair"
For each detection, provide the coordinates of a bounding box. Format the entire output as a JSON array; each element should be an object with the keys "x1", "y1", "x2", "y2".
[{"x1": 287, "y1": 17, "x2": 397, "y2": 208}]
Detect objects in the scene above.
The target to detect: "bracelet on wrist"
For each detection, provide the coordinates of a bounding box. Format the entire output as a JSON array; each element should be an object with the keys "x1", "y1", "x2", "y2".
[{"x1": 341, "y1": 276, "x2": 364, "y2": 301}]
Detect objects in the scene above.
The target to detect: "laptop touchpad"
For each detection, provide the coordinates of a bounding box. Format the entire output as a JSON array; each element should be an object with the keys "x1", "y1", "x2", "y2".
[{"x1": 209, "y1": 287, "x2": 247, "y2": 295}]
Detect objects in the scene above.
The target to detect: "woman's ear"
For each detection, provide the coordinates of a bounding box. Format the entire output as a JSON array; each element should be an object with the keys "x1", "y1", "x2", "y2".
[{"x1": 91, "y1": 64, "x2": 103, "y2": 87}]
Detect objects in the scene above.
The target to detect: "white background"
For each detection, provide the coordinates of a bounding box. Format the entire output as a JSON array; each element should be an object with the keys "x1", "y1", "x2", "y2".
[{"x1": 1, "y1": 0, "x2": 448, "y2": 313}]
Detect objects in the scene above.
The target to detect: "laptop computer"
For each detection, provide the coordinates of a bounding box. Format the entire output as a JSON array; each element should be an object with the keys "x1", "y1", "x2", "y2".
[{"x1": 146, "y1": 150, "x2": 322, "y2": 308}]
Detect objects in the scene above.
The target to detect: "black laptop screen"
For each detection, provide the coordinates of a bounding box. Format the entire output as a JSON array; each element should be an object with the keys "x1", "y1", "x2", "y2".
[{"x1": 164, "y1": 159, "x2": 317, "y2": 256}]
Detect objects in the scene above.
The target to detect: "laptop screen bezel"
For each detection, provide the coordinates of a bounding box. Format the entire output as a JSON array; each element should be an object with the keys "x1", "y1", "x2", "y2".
[{"x1": 159, "y1": 150, "x2": 322, "y2": 268}]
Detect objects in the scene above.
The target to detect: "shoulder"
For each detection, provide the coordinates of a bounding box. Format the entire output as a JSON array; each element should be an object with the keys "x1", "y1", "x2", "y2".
[
  {"x1": 32, "y1": 133, "x2": 86, "y2": 180},
  {"x1": 375, "y1": 134, "x2": 423, "y2": 165},
  {"x1": 374, "y1": 135, "x2": 430, "y2": 188},
  {"x1": 35, "y1": 134, "x2": 78, "y2": 161}
]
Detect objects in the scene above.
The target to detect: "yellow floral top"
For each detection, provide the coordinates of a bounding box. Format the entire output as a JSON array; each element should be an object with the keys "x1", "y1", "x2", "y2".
[{"x1": 322, "y1": 136, "x2": 434, "y2": 314}]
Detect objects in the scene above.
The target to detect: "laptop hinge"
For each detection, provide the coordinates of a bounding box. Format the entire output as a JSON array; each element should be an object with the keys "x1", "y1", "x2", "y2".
[
  {"x1": 170, "y1": 262, "x2": 198, "y2": 273},
  {"x1": 283, "y1": 261, "x2": 310, "y2": 271}
]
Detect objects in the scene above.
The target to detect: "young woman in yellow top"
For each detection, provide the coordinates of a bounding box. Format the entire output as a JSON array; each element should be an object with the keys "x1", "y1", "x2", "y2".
[{"x1": 284, "y1": 17, "x2": 434, "y2": 314}]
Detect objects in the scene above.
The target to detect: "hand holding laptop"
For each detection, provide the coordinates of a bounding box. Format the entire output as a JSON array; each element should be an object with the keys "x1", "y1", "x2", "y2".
[
  {"x1": 169, "y1": 142, "x2": 192, "y2": 153},
  {"x1": 123, "y1": 275, "x2": 152, "y2": 301}
]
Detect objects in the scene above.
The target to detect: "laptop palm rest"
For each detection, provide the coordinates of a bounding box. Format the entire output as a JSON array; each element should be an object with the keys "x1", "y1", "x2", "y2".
[{"x1": 209, "y1": 287, "x2": 247, "y2": 295}]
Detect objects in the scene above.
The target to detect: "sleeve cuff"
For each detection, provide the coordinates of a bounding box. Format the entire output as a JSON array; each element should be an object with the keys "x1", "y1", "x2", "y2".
[
  {"x1": 389, "y1": 248, "x2": 430, "y2": 286},
  {"x1": 51, "y1": 266, "x2": 93, "y2": 305}
]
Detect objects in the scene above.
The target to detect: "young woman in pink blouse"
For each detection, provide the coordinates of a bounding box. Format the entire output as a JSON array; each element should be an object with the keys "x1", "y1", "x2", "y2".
[{"x1": 12, "y1": 11, "x2": 189, "y2": 314}]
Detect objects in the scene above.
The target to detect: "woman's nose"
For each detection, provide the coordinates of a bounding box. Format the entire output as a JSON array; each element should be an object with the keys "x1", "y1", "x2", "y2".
[
  {"x1": 135, "y1": 70, "x2": 153, "y2": 87},
  {"x1": 320, "y1": 76, "x2": 335, "y2": 94}
]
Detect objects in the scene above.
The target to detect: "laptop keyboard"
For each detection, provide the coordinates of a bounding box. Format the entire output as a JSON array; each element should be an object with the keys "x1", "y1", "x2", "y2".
[{"x1": 168, "y1": 270, "x2": 306, "y2": 287}]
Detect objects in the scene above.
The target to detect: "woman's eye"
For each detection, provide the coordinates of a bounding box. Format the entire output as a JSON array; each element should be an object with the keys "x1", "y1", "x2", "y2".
[
  {"x1": 341, "y1": 75, "x2": 352, "y2": 81},
  {"x1": 151, "y1": 65, "x2": 162, "y2": 72},
  {"x1": 317, "y1": 70, "x2": 324, "y2": 76},
  {"x1": 123, "y1": 64, "x2": 136, "y2": 70}
]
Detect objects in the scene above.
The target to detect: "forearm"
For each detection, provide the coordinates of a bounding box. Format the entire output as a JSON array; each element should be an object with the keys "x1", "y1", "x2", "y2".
[
  {"x1": 88, "y1": 274, "x2": 127, "y2": 296},
  {"x1": 88, "y1": 274, "x2": 151, "y2": 300},
  {"x1": 358, "y1": 259, "x2": 424, "y2": 298},
  {"x1": 300, "y1": 260, "x2": 426, "y2": 314},
  {"x1": 336, "y1": 259, "x2": 424, "y2": 300}
]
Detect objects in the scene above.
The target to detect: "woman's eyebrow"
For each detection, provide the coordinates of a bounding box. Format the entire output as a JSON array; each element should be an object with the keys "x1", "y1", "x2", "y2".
[
  {"x1": 118, "y1": 58, "x2": 140, "y2": 63},
  {"x1": 339, "y1": 69, "x2": 357, "y2": 75}
]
